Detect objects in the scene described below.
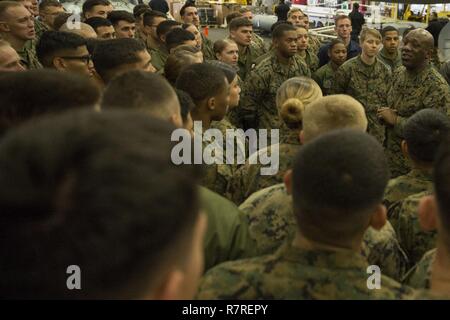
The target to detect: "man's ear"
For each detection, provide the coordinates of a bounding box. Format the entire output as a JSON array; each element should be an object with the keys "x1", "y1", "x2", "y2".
[
  {"x1": 419, "y1": 195, "x2": 438, "y2": 232},
  {"x1": 229, "y1": 30, "x2": 236, "y2": 40},
  {"x1": 152, "y1": 269, "x2": 185, "y2": 300},
  {"x1": 0, "y1": 22, "x2": 10, "y2": 33},
  {"x1": 401, "y1": 140, "x2": 409, "y2": 159},
  {"x1": 52, "y1": 57, "x2": 66, "y2": 70},
  {"x1": 369, "y1": 204, "x2": 387, "y2": 230},
  {"x1": 272, "y1": 38, "x2": 279, "y2": 49},
  {"x1": 284, "y1": 169, "x2": 293, "y2": 195},
  {"x1": 299, "y1": 130, "x2": 305, "y2": 145},
  {"x1": 207, "y1": 96, "x2": 215, "y2": 111}
]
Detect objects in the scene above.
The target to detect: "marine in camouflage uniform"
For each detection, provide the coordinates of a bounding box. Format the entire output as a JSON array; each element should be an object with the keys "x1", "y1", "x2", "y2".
[
  {"x1": 196, "y1": 241, "x2": 413, "y2": 299},
  {"x1": 201, "y1": 32, "x2": 215, "y2": 60},
  {"x1": 237, "y1": 183, "x2": 409, "y2": 281},
  {"x1": 34, "y1": 18, "x2": 49, "y2": 42},
  {"x1": 312, "y1": 60, "x2": 340, "y2": 96},
  {"x1": 150, "y1": 45, "x2": 169, "y2": 72},
  {"x1": 236, "y1": 42, "x2": 266, "y2": 81},
  {"x1": 331, "y1": 55, "x2": 392, "y2": 144},
  {"x1": 18, "y1": 40, "x2": 42, "y2": 70},
  {"x1": 394, "y1": 191, "x2": 437, "y2": 268},
  {"x1": 377, "y1": 47, "x2": 402, "y2": 72},
  {"x1": 228, "y1": 129, "x2": 301, "y2": 205},
  {"x1": 403, "y1": 248, "x2": 435, "y2": 289},
  {"x1": 239, "y1": 52, "x2": 311, "y2": 130},
  {"x1": 297, "y1": 48, "x2": 319, "y2": 73},
  {"x1": 384, "y1": 65, "x2": 450, "y2": 177},
  {"x1": 252, "y1": 32, "x2": 267, "y2": 54},
  {"x1": 308, "y1": 33, "x2": 321, "y2": 54}
]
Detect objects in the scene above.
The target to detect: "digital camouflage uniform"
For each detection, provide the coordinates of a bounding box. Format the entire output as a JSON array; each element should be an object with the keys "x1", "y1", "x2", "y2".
[
  {"x1": 377, "y1": 48, "x2": 402, "y2": 72},
  {"x1": 384, "y1": 168, "x2": 433, "y2": 218},
  {"x1": 312, "y1": 61, "x2": 339, "y2": 96},
  {"x1": 200, "y1": 186, "x2": 257, "y2": 271},
  {"x1": 228, "y1": 129, "x2": 301, "y2": 205},
  {"x1": 252, "y1": 32, "x2": 267, "y2": 54},
  {"x1": 197, "y1": 242, "x2": 413, "y2": 299},
  {"x1": 240, "y1": 52, "x2": 311, "y2": 130},
  {"x1": 297, "y1": 48, "x2": 319, "y2": 73},
  {"x1": 403, "y1": 248, "x2": 435, "y2": 289},
  {"x1": 18, "y1": 40, "x2": 42, "y2": 70},
  {"x1": 238, "y1": 183, "x2": 409, "y2": 281},
  {"x1": 308, "y1": 33, "x2": 322, "y2": 54},
  {"x1": 150, "y1": 45, "x2": 169, "y2": 71},
  {"x1": 394, "y1": 191, "x2": 437, "y2": 268},
  {"x1": 34, "y1": 19, "x2": 49, "y2": 42},
  {"x1": 331, "y1": 56, "x2": 392, "y2": 144},
  {"x1": 385, "y1": 65, "x2": 450, "y2": 178},
  {"x1": 236, "y1": 43, "x2": 266, "y2": 81},
  {"x1": 201, "y1": 32, "x2": 215, "y2": 60}
]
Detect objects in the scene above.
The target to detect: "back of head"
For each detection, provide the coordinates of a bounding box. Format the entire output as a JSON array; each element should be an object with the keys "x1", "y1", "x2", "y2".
[
  {"x1": 225, "y1": 12, "x2": 242, "y2": 25},
  {"x1": 165, "y1": 27, "x2": 195, "y2": 52},
  {"x1": 0, "y1": 1, "x2": 21, "y2": 20},
  {"x1": 133, "y1": 3, "x2": 150, "y2": 18},
  {"x1": 0, "y1": 110, "x2": 201, "y2": 299},
  {"x1": 85, "y1": 16, "x2": 113, "y2": 32},
  {"x1": 142, "y1": 10, "x2": 167, "y2": 27},
  {"x1": 229, "y1": 17, "x2": 252, "y2": 31},
  {"x1": 102, "y1": 70, "x2": 179, "y2": 120},
  {"x1": 176, "y1": 88, "x2": 195, "y2": 123},
  {"x1": 53, "y1": 12, "x2": 72, "y2": 31},
  {"x1": 0, "y1": 70, "x2": 100, "y2": 136},
  {"x1": 36, "y1": 31, "x2": 87, "y2": 68},
  {"x1": 92, "y1": 38, "x2": 145, "y2": 83},
  {"x1": 107, "y1": 10, "x2": 135, "y2": 26},
  {"x1": 156, "y1": 20, "x2": 181, "y2": 40},
  {"x1": 404, "y1": 109, "x2": 450, "y2": 164},
  {"x1": 276, "y1": 77, "x2": 322, "y2": 129},
  {"x1": 39, "y1": 0, "x2": 62, "y2": 11},
  {"x1": 164, "y1": 49, "x2": 200, "y2": 85},
  {"x1": 59, "y1": 22, "x2": 97, "y2": 39},
  {"x1": 302, "y1": 94, "x2": 368, "y2": 143},
  {"x1": 272, "y1": 23, "x2": 296, "y2": 40},
  {"x1": 206, "y1": 60, "x2": 236, "y2": 84},
  {"x1": 292, "y1": 129, "x2": 389, "y2": 247},
  {"x1": 434, "y1": 135, "x2": 450, "y2": 243}
]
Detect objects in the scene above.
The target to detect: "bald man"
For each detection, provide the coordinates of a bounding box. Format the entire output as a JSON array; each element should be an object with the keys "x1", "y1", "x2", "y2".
[
  {"x1": 378, "y1": 28, "x2": 450, "y2": 177},
  {"x1": 60, "y1": 21, "x2": 97, "y2": 39}
]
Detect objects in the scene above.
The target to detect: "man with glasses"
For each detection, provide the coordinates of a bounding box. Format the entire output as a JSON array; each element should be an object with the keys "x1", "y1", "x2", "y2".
[{"x1": 36, "y1": 30, "x2": 94, "y2": 77}]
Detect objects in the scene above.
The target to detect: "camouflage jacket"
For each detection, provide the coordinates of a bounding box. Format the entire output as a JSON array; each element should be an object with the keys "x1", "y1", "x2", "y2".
[
  {"x1": 34, "y1": 19, "x2": 50, "y2": 42},
  {"x1": 238, "y1": 183, "x2": 409, "y2": 281},
  {"x1": 227, "y1": 129, "x2": 301, "y2": 205},
  {"x1": 297, "y1": 48, "x2": 319, "y2": 73},
  {"x1": 197, "y1": 242, "x2": 413, "y2": 299},
  {"x1": 395, "y1": 191, "x2": 437, "y2": 268},
  {"x1": 403, "y1": 248, "x2": 435, "y2": 289},
  {"x1": 236, "y1": 43, "x2": 266, "y2": 81},
  {"x1": 308, "y1": 33, "x2": 322, "y2": 54},
  {"x1": 150, "y1": 45, "x2": 169, "y2": 72},
  {"x1": 312, "y1": 61, "x2": 339, "y2": 96},
  {"x1": 18, "y1": 40, "x2": 42, "y2": 70},
  {"x1": 252, "y1": 33, "x2": 267, "y2": 54},
  {"x1": 377, "y1": 47, "x2": 402, "y2": 72},
  {"x1": 240, "y1": 52, "x2": 311, "y2": 130},
  {"x1": 201, "y1": 32, "x2": 215, "y2": 61},
  {"x1": 331, "y1": 55, "x2": 392, "y2": 144},
  {"x1": 385, "y1": 65, "x2": 450, "y2": 177}
]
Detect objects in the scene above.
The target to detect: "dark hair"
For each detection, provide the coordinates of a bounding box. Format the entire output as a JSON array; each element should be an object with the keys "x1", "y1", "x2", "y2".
[
  {"x1": 229, "y1": 17, "x2": 253, "y2": 31},
  {"x1": 176, "y1": 89, "x2": 195, "y2": 123},
  {"x1": 180, "y1": 3, "x2": 196, "y2": 17},
  {"x1": 225, "y1": 12, "x2": 242, "y2": 24},
  {"x1": 292, "y1": 129, "x2": 389, "y2": 245},
  {"x1": 85, "y1": 16, "x2": 113, "y2": 32},
  {"x1": 82, "y1": 0, "x2": 111, "y2": 14},
  {"x1": 328, "y1": 38, "x2": 346, "y2": 51},
  {"x1": 272, "y1": 23, "x2": 296, "y2": 39},
  {"x1": 0, "y1": 70, "x2": 100, "y2": 136},
  {"x1": 133, "y1": 3, "x2": 150, "y2": 17},
  {"x1": 156, "y1": 20, "x2": 181, "y2": 40},
  {"x1": 36, "y1": 31, "x2": 87, "y2": 68},
  {"x1": 92, "y1": 38, "x2": 146, "y2": 83},
  {"x1": 165, "y1": 28, "x2": 195, "y2": 52},
  {"x1": 403, "y1": 26, "x2": 416, "y2": 38},
  {"x1": 206, "y1": 60, "x2": 236, "y2": 83},
  {"x1": 164, "y1": 50, "x2": 201, "y2": 85},
  {"x1": 335, "y1": 14, "x2": 350, "y2": 25},
  {"x1": 381, "y1": 25, "x2": 399, "y2": 38},
  {"x1": 176, "y1": 63, "x2": 227, "y2": 103},
  {"x1": 434, "y1": 135, "x2": 450, "y2": 237},
  {"x1": 0, "y1": 110, "x2": 201, "y2": 299},
  {"x1": 270, "y1": 20, "x2": 292, "y2": 33},
  {"x1": 52, "y1": 12, "x2": 72, "y2": 30},
  {"x1": 107, "y1": 10, "x2": 136, "y2": 26},
  {"x1": 142, "y1": 10, "x2": 166, "y2": 27},
  {"x1": 404, "y1": 109, "x2": 450, "y2": 164},
  {"x1": 39, "y1": 0, "x2": 63, "y2": 11}
]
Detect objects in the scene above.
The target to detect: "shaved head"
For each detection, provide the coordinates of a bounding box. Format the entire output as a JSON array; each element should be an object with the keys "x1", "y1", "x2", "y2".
[
  {"x1": 60, "y1": 22, "x2": 97, "y2": 39},
  {"x1": 406, "y1": 28, "x2": 434, "y2": 50},
  {"x1": 401, "y1": 28, "x2": 434, "y2": 70}
]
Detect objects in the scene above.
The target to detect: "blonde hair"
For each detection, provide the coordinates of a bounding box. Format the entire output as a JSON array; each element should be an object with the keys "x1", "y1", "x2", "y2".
[
  {"x1": 287, "y1": 8, "x2": 304, "y2": 19},
  {"x1": 276, "y1": 77, "x2": 322, "y2": 129},
  {"x1": 359, "y1": 28, "x2": 381, "y2": 43},
  {"x1": 302, "y1": 94, "x2": 368, "y2": 142}
]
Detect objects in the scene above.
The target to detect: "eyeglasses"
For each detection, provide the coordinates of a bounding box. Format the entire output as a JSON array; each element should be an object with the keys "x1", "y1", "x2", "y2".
[{"x1": 59, "y1": 55, "x2": 92, "y2": 64}]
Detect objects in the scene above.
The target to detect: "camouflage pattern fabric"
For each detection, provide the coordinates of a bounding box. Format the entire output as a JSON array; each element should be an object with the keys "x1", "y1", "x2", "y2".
[
  {"x1": 150, "y1": 45, "x2": 169, "y2": 71},
  {"x1": 312, "y1": 61, "x2": 339, "y2": 96},
  {"x1": 403, "y1": 248, "x2": 435, "y2": 289},
  {"x1": 18, "y1": 40, "x2": 42, "y2": 70},
  {"x1": 34, "y1": 18, "x2": 49, "y2": 42},
  {"x1": 377, "y1": 47, "x2": 402, "y2": 72},
  {"x1": 298, "y1": 48, "x2": 319, "y2": 73},
  {"x1": 236, "y1": 43, "x2": 266, "y2": 81},
  {"x1": 201, "y1": 32, "x2": 215, "y2": 60}
]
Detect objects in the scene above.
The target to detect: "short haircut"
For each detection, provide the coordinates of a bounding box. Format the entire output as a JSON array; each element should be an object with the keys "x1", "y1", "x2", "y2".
[
  {"x1": 39, "y1": 0, "x2": 62, "y2": 11},
  {"x1": 271, "y1": 20, "x2": 292, "y2": 33},
  {"x1": 82, "y1": 0, "x2": 111, "y2": 14},
  {"x1": 176, "y1": 63, "x2": 227, "y2": 104},
  {"x1": 381, "y1": 25, "x2": 399, "y2": 38},
  {"x1": 164, "y1": 50, "x2": 200, "y2": 85},
  {"x1": 229, "y1": 17, "x2": 252, "y2": 31},
  {"x1": 206, "y1": 60, "x2": 236, "y2": 83},
  {"x1": 302, "y1": 94, "x2": 368, "y2": 142},
  {"x1": 36, "y1": 31, "x2": 87, "y2": 67},
  {"x1": 287, "y1": 8, "x2": 304, "y2": 19},
  {"x1": 156, "y1": 20, "x2": 181, "y2": 39},
  {"x1": 85, "y1": 16, "x2": 113, "y2": 32},
  {"x1": 359, "y1": 28, "x2": 381, "y2": 43},
  {"x1": 172, "y1": 44, "x2": 200, "y2": 54},
  {"x1": 92, "y1": 38, "x2": 146, "y2": 83},
  {"x1": 404, "y1": 109, "x2": 450, "y2": 164},
  {"x1": 165, "y1": 27, "x2": 195, "y2": 52},
  {"x1": 0, "y1": 110, "x2": 201, "y2": 299},
  {"x1": 292, "y1": 129, "x2": 389, "y2": 246},
  {"x1": 272, "y1": 23, "x2": 296, "y2": 39},
  {"x1": 225, "y1": 12, "x2": 242, "y2": 24},
  {"x1": 238, "y1": 7, "x2": 251, "y2": 14},
  {"x1": 107, "y1": 10, "x2": 135, "y2": 26},
  {"x1": 434, "y1": 135, "x2": 450, "y2": 237},
  {"x1": 53, "y1": 12, "x2": 72, "y2": 31},
  {"x1": 176, "y1": 89, "x2": 195, "y2": 123},
  {"x1": 0, "y1": 70, "x2": 100, "y2": 136},
  {"x1": 335, "y1": 14, "x2": 350, "y2": 25},
  {"x1": 328, "y1": 38, "x2": 346, "y2": 51},
  {"x1": 180, "y1": 3, "x2": 195, "y2": 17},
  {"x1": 142, "y1": 10, "x2": 167, "y2": 27},
  {"x1": 133, "y1": 3, "x2": 150, "y2": 17},
  {"x1": 0, "y1": 1, "x2": 21, "y2": 19},
  {"x1": 102, "y1": 70, "x2": 178, "y2": 119},
  {"x1": 213, "y1": 38, "x2": 236, "y2": 54}
]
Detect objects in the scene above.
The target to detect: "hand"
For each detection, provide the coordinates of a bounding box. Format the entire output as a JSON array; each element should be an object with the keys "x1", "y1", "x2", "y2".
[{"x1": 377, "y1": 108, "x2": 397, "y2": 126}]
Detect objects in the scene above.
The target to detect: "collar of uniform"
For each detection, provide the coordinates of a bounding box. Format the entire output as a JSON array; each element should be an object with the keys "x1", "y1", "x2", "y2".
[
  {"x1": 328, "y1": 60, "x2": 340, "y2": 71},
  {"x1": 379, "y1": 47, "x2": 400, "y2": 62},
  {"x1": 275, "y1": 241, "x2": 369, "y2": 270},
  {"x1": 269, "y1": 51, "x2": 298, "y2": 75},
  {"x1": 407, "y1": 168, "x2": 433, "y2": 181},
  {"x1": 280, "y1": 128, "x2": 301, "y2": 145}
]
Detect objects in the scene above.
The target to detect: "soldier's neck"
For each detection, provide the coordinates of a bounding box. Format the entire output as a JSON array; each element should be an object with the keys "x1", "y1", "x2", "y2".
[
  {"x1": 191, "y1": 108, "x2": 212, "y2": 129},
  {"x1": 292, "y1": 230, "x2": 362, "y2": 253},
  {"x1": 1, "y1": 35, "x2": 26, "y2": 52},
  {"x1": 430, "y1": 242, "x2": 450, "y2": 296},
  {"x1": 382, "y1": 47, "x2": 398, "y2": 60},
  {"x1": 237, "y1": 43, "x2": 248, "y2": 55},
  {"x1": 275, "y1": 51, "x2": 291, "y2": 65},
  {"x1": 360, "y1": 53, "x2": 376, "y2": 66},
  {"x1": 406, "y1": 62, "x2": 429, "y2": 74},
  {"x1": 297, "y1": 49, "x2": 306, "y2": 58},
  {"x1": 340, "y1": 36, "x2": 351, "y2": 47}
]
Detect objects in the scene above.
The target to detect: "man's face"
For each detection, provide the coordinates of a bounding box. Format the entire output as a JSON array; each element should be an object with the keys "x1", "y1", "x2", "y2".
[
  {"x1": 0, "y1": 6, "x2": 35, "y2": 41},
  {"x1": 241, "y1": 11, "x2": 253, "y2": 21},
  {"x1": 361, "y1": 35, "x2": 381, "y2": 58},
  {"x1": 230, "y1": 26, "x2": 252, "y2": 47},
  {"x1": 287, "y1": 12, "x2": 304, "y2": 27},
  {"x1": 296, "y1": 27, "x2": 308, "y2": 50},
  {"x1": 114, "y1": 20, "x2": 136, "y2": 38},
  {"x1": 85, "y1": 5, "x2": 113, "y2": 19},
  {"x1": 328, "y1": 42, "x2": 347, "y2": 65},
  {"x1": 134, "y1": 49, "x2": 156, "y2": 73},
  {"x1": 40, "y1": 5, "x2": 65, "y2": 30},
  {"x1": 382, "y1": 30, "x2": 399, "y2": 54},
  {"x1": 182, "y1": 7, "x2": 199, "y2": 27},
  {"x1": 96, "y1": 25, "x2": 115, "y2": 39},
  {"x1": 335, "y1": 18, "x2": 352, "y2": 40},
  {"x1": 0, "y1": 45, "x2": 25, "y2": 72},
  {"x1": 299, "y1": 16, "x2": 309, "y2": 29},
  {"x1": 275, "y1": 30, "x2": 298, "y2": 57},
  {"x1": 185, "y1": 24, "x2": 202, "y2": 49},
  {"x1": 401, "y1": 31, "x2": 430, "y2": 70},
  {"x1": 58, "y1": 46, "x2": 94, "y2": 77},
  {"x1": 29, "y1": 0, "x2": 38, "y2": 16}
]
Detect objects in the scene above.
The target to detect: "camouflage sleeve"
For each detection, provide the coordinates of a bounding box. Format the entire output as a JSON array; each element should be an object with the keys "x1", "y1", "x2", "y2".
[
  {"x1": 202, "y1": 35, "x2": 216, "y2": 61},
  {"x1": 402, "y1": 249, "x2": 435, "y2": 289},
  {"x1": 330, "y1": 64, "x2": 349, "y2": 95},
  {"x1": 239, "y1": 67, "x2": 269, "y2": 129}
]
